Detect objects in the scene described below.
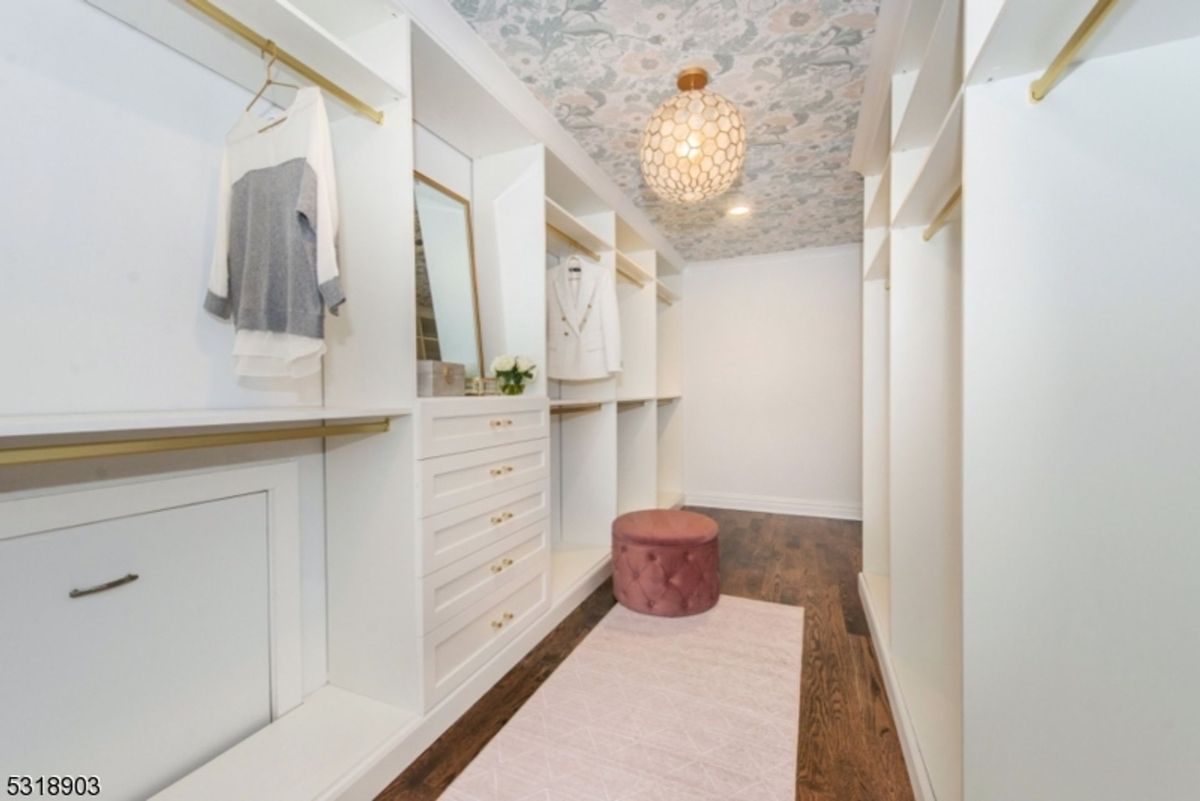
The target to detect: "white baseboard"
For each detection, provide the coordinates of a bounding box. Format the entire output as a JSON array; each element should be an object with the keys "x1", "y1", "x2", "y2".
[
  {"x1": 858, "y1": 573, "x2": 935, "y2": 801},
  {"x1": 684, "y1": 491, "x2": 862, "y2": 521}
]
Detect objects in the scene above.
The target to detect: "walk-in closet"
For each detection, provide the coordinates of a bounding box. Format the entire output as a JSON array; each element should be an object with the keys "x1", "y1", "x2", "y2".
[{"x1": 3, "y1": 1, "x2": 1199, "y2": 800}]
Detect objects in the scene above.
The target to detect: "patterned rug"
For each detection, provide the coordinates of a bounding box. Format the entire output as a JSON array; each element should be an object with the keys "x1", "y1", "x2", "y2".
[{"x1": 441, "y1": 595, "x2": 805, "y2": 801}]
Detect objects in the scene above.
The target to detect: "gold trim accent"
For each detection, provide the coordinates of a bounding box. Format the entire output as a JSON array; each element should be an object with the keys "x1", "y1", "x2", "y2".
[
  {"x1": 549, "y1": 403, "x2": 603, "y2": 415},
  {"x1": 1029, "y1": 0, "x2": 1121, "y2": 102},
  {"x1": 0, "y1": 420, "x2": 389, "y2": 467},
  {"x1": 414, "y1": 171, "x2": 487, "y2": 379},
  {"x1": 923, "y1": 186, "x2": 962, "y2": 242},
  {"x1": 546, "y1": 223, "x2": 601, "y2": 262},
  {"x1": 676, "y1": 67, "x2": 710, "y2": 92},
  {"x1": 185, "y1": 0, "x2": 385, "y2": 124},
  {"x1": 614, "y1": 252, "x2": 648, "y2": 288}
]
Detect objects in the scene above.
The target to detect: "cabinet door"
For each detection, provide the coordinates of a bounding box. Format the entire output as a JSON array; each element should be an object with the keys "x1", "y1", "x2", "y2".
[{"x1": 0, "y1": 494, "x2": 271, "y2": 801}]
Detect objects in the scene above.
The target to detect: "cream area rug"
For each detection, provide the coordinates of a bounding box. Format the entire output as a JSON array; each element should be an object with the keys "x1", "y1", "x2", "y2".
[{"x1": 441, "y1": 595, "x2": 805, "y2": 801}]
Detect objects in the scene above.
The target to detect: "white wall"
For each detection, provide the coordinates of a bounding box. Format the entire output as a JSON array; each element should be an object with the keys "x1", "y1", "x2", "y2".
[
  {"x1": 962, "y1": 38, "x2": 1200, "y2": 801},
  {"x1": 0, "y1": 0, "x2": 328, "y2": 694},
  {"x1": 683, "y1": 245, "x2": 863, "y2": 519}
]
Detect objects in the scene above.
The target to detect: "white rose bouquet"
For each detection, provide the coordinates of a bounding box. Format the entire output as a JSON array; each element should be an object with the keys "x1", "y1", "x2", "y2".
[{"x1": 490, "y1": 354, "x2": 537, "y2": 395}]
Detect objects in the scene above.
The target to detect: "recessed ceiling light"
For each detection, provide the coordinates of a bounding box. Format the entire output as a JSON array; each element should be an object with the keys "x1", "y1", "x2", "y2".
[{"x1": 727, "y1": 205, "x2": 751, "y2": 217}]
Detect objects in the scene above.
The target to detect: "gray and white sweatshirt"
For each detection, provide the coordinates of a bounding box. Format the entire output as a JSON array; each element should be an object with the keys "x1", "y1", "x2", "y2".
[{"x1": 204, "y1": 87, "x2": 342, "y2": 378}]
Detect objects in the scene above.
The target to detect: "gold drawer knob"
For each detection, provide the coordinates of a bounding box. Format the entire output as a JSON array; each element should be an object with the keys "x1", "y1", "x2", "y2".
[
  {"x1": 502, "y1": 465, "x2": 514, "y2": 474},
  {"x1": 501, "y1": 558, "x2": 514, "y2": 568},
  {"x1": 504, "y1": 419, "x2": 514, "y2": 427},
  {"x1": 501, "y1": 511, "x2": 514, "y2": 521},
  {"x1": 490, "y1": 514, "x2": 504, "y2": 525},
  {"x1": 489, "y1": 419, "x2": 504, "y2": 428},
  {"x1": 489, "y1": 467, "x2": 504, "y2": 477},
  {"x1": 502, "y1": 611, "x2": 514, "y2": 621},
  {"x1": 490, "y1": 563, "x2": 503, "y2": 574},
  {"x1": 491, "y1": 620, "x2": 504, "y2": 630}
]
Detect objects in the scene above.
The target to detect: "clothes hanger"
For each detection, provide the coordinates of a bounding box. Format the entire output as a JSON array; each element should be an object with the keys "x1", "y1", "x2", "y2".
[
  {"x1": 246, "y1": 42, "x2": 301, "y2": 133},
  {"x1": 565, "y1": 254, "x2": 583, "y2": 273}
]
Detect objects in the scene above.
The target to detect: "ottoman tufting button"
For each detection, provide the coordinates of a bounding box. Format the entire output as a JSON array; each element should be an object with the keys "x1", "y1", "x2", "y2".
[{"x1": 647, "y1": 600, "x2": 655, "y2": 609}]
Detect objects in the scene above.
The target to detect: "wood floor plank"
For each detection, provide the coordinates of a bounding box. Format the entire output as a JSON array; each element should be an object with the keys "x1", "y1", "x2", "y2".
[{"x1": 375, "y1": 509, "x2": 914, "y2": 801}]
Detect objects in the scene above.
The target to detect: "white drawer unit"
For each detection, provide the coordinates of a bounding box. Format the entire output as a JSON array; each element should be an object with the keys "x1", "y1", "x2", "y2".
[
  {"x1": 417, "y1": 481, "x2": 550, "y2": 575},
  {"x1": 423, "y1": 569, "x2": 550, "y2": 706},
  {"x1": 418, "y1": 438, "x2": 550, "y2": 518},
  {"x1": 421, "y1": 518, "x2": 549, "y2": 633},
  {"x1": 416, "y1": 397, "x2": 549, "y2": 459}
]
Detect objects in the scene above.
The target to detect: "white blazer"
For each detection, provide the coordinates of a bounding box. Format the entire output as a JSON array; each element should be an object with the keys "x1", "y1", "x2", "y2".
[{"x1": 547, "y1": 259, "x2": 622, "y2": 381}]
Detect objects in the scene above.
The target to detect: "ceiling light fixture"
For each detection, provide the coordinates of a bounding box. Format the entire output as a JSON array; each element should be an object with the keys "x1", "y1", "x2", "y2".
[
  {"x1": 640, "y1": 67, "x2": 746, "y2": 204},
  {"x1": 727, "y1": 205, "x2": 751, "y2": 217}
]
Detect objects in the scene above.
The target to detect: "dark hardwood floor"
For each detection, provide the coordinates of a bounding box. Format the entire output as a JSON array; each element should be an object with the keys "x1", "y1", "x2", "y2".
[{"x1": 377, "y1": 508, "x2": 913, "y2": 801}]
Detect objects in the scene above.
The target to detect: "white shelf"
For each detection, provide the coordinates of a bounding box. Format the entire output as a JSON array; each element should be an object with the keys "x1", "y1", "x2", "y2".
[
  {"x1": 615, "y1": 250, "x2": 654, "y2": 287},
  {"x1": 865, "y1": 231, "x2": 890, "y2": 282},
  {"x1": 551, "y1": 548, "x2": 611, "y2": 603},
  {"x1": 893, "y1": 91, "x2": 962, "y2": 229},
  {"x1": 550, "y1": 399, "x2": 607, "y2": 412},
  {"x1": 654, "y1": 279, "x2": 679, "y2": 305},
  {"x1": 87, "y1": 0, "x2": 406, "y2": 121},
  {"x1": 895, "y1": 0, "x2": 948, "y2": 73},
  {"x1": 0, "y1": 406, "x2": 411, "y2": 440},
  {"x1": 967, "y1": 0, "x2": 1200, "y2": 86},
  {"x1": 893, "y1": 0, "x2": 961, "y2": 151},
  {"x1": 864, "y1": 161, "x2": 891, "y2": 228},
  {"x1": 657, "y1": 394, "x2": 682, "y2": 403},
  {"x1": 545, "y1": 197, "x2": 614, "y2": 256},
  {"x1": 152, "y1": 686, "x2": 416, "y2": 801}
]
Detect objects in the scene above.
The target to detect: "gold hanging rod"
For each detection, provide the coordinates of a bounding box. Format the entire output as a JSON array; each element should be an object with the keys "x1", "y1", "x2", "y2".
[
  {"x1": 923, "y1": 186, "x2": 962, "y2": 242},
  {"x1": 655, "y1": 284, "x2": 676, "y2": 305},
  {"x1": 185, "y1": 0, "x2": 385, "y2": 124},
  {"x1": 0, "y1": 419, "x2": 389, "y2": 467},
  {"x1": 550, "y1": 403, "x2": 603, "y2": 415},
  {"x1": 1029, "y1": 0, "x2": 1121, "y2": 102},
  {"x1": 546, "y1": 224, "x2": 601, "y2": 261}
]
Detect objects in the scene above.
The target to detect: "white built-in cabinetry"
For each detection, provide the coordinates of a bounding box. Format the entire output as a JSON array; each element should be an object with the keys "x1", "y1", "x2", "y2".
[
  {"x1": 0, "y1": 1, "x2": 687, "y2": 799},
  {"x1": 854, "y1": 3, "x2": 1200, "y2": 801}
]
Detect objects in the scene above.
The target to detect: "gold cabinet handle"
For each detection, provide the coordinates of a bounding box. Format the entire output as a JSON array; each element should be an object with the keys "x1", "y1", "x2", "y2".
[
  {"x1": 489, "y1": 467, "x2": 504, "y2": 477},
  {"x1": 502, "y1": 611, "x2": 514, "y2": 621},
  {"x1": 501, "y1": 511, "x2": 514, "y2": 521},
  {"x1": 501, "y1": 558, "x2": 514, "y2": 568},
  {"x1": 502, "y1": 465, "x2": 514, "y2": 474},
  {"x1": 489, "y1": 419, "x2": 504, "y2": 429},
  {"x1": 490, "y1": 514, "x2": 504, "y2": 525},
  {"x1": 504, "y1": 419, "x2": 514, "y2": 427},
  {"x1": 69, "y1": 572, "x2": 139, "y2": 599},
  {"x1": 490, "y1": 563, "x2": 503, "y2": 574},
  {"x1": 490, "y1": 619, "x2": 504, "y2": 630}
]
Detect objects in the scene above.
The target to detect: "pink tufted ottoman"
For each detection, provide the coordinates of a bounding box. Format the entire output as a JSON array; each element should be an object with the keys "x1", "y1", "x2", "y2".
[{"x1": 612, "y1": 510, "x2": 720, "y2": 617}]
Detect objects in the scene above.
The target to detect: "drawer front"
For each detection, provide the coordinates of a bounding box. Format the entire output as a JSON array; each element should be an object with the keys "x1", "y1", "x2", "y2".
[
  {"x1": 422, "y1": 518, "x2": 550, "y2": 633},
  {"x1": 418, "y1": 481, "x2": 550, "y2": 575},
  {"x1": 417, "y1": 397, "x2": 549, "y2": 459},
  {"x1": 418, "y1": 438, "x2": 550, "y2": 518},
  {"x1": 424, "y1": 570, "x2": 550, "y2": 706}
]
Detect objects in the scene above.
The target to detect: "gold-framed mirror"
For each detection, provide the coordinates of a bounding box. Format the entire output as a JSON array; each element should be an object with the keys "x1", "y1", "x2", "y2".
[{"x1": 413, "y1": 172, "x2": 485, "y2": 379}]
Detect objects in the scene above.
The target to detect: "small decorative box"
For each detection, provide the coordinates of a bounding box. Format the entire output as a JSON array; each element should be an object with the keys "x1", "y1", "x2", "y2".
[{"x1": 417, "y1": 360, "x2": 466, "y2": 397}]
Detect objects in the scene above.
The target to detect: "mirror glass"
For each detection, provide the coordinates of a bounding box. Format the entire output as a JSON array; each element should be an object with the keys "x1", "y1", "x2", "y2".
[{"x1": 414, "y1": 173, "x2": 484, "y2": 378}]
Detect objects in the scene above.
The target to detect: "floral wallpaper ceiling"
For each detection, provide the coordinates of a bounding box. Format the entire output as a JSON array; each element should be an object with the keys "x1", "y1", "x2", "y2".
[{"x1": 450, "y1": 0, "x2": 879, "y2": 262}]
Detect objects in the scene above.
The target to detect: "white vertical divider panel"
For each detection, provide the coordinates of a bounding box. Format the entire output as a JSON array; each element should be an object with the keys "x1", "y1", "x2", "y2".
[
  {"x1": 617, "y1": 402, "x2": 657, "y2": 513},
  {"x1": 962, "y1": 40, "x2": 1200, "y2": 801},
  {"x1": 861, "y1": 278, "x2": 890, "y2": 580},
  {"x1": 616, "y1": 248, "x2": 658, "y2": 400},
  {"x1": 888, "y1": 223, "x2": 962, "y2": 801},
  {"x1": 656, "y1": 270, "x2": 683, "y2": 397},
  {"x1": 656, "y1": 400, "x2": 684, "y2": 509},
  {"x1": 323, "y1": 16, "x2": 420, "y2": 712},
  {"x1": 473, "y1": 144, "x2": 547, "y2": 393}
]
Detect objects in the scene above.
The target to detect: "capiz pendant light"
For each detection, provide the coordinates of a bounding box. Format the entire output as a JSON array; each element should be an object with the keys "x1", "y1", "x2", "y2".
[{"x1": 640, "y1": 67, "x2": 746, "y2": 204}]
